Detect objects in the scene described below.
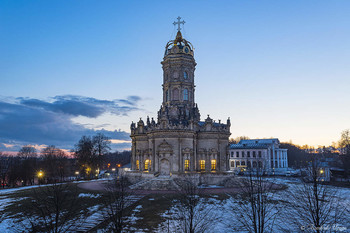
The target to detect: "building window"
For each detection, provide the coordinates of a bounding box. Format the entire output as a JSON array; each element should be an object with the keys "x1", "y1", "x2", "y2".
[
  {"x1": 173, "y1": 88, "x2": 179, "y2": 100},
  {"x1": 200, "y1": 160, "x2": 205, "y2": 171},
  {"x1": 166, "y1": 90, "x2": 169, "y2": 102},
  {"x1": 236, "y1": 161, "x2": 240, "y2": 167},
  {"x1": 236, "y1": 152, "x2": 239, "y2": 158},
  {"x1": 241, "y1": 161, "x2": 246, "y2": 166},
  {"x1": 253, "y1": 151, "x2": 256, "y2": 158},
  {"x1": 258, "y1": 151, "x2": 262, "y2": 158},
  {"x1": 231, "y1": 152, "x2": 234, "y2": 157},
  {"x1": 184, "y1": 71, "x2": 188, "y2": 79},
  {"x1": 184, "y1": 159, "x2": 190, "y2": 171},
  {"x1": 136, "y1": 160, "x2": 140, "y2": 170},
  {"x1": 211, "y1": 160, "x2": 216, "y2": 170},
  {"x1": 145, "y1": 159, "x2": 151, "y2": 171},
  {"x1": 242, "y1": 152, "x2": 245, "y2": 158},
  {"x1": 247, "y1": 151, "x2": 250, "y2": 157},
  {"x1": 253, "y1": 161, "x2": 257, "y2": 168},
  {"x1": 183, "y1": 89, "x2": 189, "y2": 101},
  {"x1": 258, "y1": 161, "x2": 263, "y2": 168},
  {"x1": 231, "y1": 161, "x2": 235, "y2": 167}
]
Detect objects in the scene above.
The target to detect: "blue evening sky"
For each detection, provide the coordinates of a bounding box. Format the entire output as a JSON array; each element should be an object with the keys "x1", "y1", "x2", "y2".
[{"x1": 0, "y1": 0, "x2": 349, "y2": 152}]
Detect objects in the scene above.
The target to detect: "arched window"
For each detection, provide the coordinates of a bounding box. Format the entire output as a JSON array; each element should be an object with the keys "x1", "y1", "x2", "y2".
[
  {"x1": 241, "y1": 161, "x2": 246, "y2": 166},
  {"x1": 184, "y1": 71, "x2": 188, "y2": 79},
  {"x1": 253, "y1": 161, "x2": 257, "y2": 168},
  {"x1": 166, "y1": 90, "x2": 169, "y2": 102},
  {"x1": 136, "y1": 160, "x2": 140, "y2": 170},
  {"x1": 145, "y1": 159, "x2": 151, "y2": 171},
  {"x1": 173, "y1": 88, "x2": 179, "y2": 100},
  {"x1": 236, "y1": 161, "x2": 240, "y2": 167},
  {"x1": 258, "y1": 161, "x2": 263, "y2": 168},
  {"x1": 211, "y1": 159, "x2": 216, "y2": 170},
  {"x1": 183, "y1": 89, "x2": 189, "y2": 101},
  {"x1": 184, "y1": 159, "x2": 190, "y2": 171},
  {"x1": 247, "y1": 161, "x2": 251, "y2": 168},
  {"x1": 231, "y1": 161, "x2": 235, "y2": 167},
  {"x1": 200, "y1": 160, "x2": 205, "y2": 171}
]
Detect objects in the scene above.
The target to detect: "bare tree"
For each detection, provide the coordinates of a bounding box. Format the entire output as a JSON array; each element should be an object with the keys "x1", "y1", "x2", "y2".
[
  {"x1": 339, "y1": 129, "x2": 350, "y2": 175},
  {"x1": 287, "y1": 155, "x2": 349, "y2": 232},
  {"x1": 41, "y1": 145, "x2": 69, "y2": 183},
  {"x1": 0, "y1": 152, "x2": 13, "y2": 188},
  {"x1": 74, "y1": 134, "x2": 111, "y2": 179},
  {"x1": 18, "y1": 145, "x2": 38, "y2": 185},
  {"x1": 171, "y1": 178, "x2": 218, "y2": 233},
  {"x1": 22, "y1": 182, "x2": 85, "y2": 233},
  {"x1": 228, "y1": 169, "x2": 281, "y2": 233},
  {"x1": 102, "y1": 176, "x2": 132, "y2": 232}
]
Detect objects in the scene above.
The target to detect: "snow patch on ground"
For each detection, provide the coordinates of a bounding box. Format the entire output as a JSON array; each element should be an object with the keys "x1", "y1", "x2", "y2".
[{"x1": 79, "y1": 193, "x2": 101, "y2": 198}]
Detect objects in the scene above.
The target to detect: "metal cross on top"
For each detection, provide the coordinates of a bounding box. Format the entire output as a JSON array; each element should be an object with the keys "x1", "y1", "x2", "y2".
[{"x1": 173, "y1": 16, "x2": 185, "y2": 31}]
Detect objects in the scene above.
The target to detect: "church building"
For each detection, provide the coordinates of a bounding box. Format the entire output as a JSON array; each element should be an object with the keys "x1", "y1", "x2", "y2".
[{"x1": 129, "y1": 18, "x2": 231, "y2": 177}]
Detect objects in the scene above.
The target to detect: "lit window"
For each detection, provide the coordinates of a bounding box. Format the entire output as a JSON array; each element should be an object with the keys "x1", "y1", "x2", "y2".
[
  {"x1": 145, "y1": 159, "x2": 151, "y2": 170},
  {"x1": 184, "y1": 71, "x2": 188, "y2": 79},
  {"x1": 211, "y1": 160, "x2": 216, "y2": 170},
  {"x1": 136, "y1": 160, "x2": 139, "y2": 170},
  {"x1": 200, "y1": 160, "x2": 205, "y2": 170},
  {"x1": 184, "y1": 159, "x2": 190, "y2": 171},
  {"x1": 183, "y1": 89, "x2": 189, "y2": 101}
]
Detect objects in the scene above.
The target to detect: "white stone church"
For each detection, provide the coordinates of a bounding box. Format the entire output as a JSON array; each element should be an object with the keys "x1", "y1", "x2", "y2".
[{"x1": 129, "y1": 18, "x2": 231, "y2": 178}]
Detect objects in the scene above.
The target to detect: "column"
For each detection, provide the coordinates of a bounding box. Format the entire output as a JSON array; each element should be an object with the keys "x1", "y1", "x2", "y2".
[{"x1": 277, "y1": 150, "x2": 280, "y2": 168}]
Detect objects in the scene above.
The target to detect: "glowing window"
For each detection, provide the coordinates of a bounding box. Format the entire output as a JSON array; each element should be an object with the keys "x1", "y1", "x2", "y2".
[
  {"x1": 145, "y1": 159, "x2": 151, "y2": 170},
  {"x1": 183, "y1": 89, "x2": 188, "y2": 101},
  {"x1": 211, "y1": 160, "x2": 216, "y2": 170},
  {"x1": 184, "y1": 159, "x2": 190, "y2": 171},
  {"x1": 200, "y1": 160, "x2": 205, "y2": 170},
  {"x1": 136, "y1": 160, "x2": 140, "y2": 170}
]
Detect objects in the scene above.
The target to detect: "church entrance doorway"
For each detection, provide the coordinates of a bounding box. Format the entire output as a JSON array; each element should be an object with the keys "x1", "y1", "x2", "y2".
[{"x1": 160, "y1": 158, "x2": 170, "y2": 176}]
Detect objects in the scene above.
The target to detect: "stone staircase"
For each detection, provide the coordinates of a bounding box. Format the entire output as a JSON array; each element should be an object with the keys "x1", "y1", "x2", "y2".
[{"x1": 129, "y1": 176, "x2": 181, "y2": 190}]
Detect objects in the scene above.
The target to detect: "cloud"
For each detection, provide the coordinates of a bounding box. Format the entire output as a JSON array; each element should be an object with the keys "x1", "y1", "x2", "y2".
[
  {"x1": 0, "y1": 95, "x2": 138, "y2": 152},
  {"x1": 18, "y1": 95, "x2": 141, "y2": 118}
]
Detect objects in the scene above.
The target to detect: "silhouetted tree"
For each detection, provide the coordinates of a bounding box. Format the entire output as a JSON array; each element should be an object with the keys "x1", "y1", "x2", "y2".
[
  {"x1": 41, "y1": 146, "x2": 69, "y2": 183},
  {"x1": 229, "y1": 136, "x2": 250, "y2": 144},
  {"x1": 287, "y1": 155, "x2": 349, "y2": 232},
  {"x1": 339, "y1": 129, "x2": 350, "y2": 174},
  {"x1": 74, "y1": 134, "x2": 111, "y2": 179},
  {"x1": 22, "y1": 182, "x2": 85, "y2": 233},
  {"x1": 171, "y1": 179, "x2": 217, "y2": 233},
  {"x1": 17, "y1": 146, "x2": 38, "y2": 185},
  {"x1": 103, "y1": 176, "x2": 132, "y2": 232}
]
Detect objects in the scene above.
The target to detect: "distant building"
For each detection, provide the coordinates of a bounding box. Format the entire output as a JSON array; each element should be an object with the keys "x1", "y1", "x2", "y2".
[{"x1": 229, "y1": 138, "x2": 288, "y2": 173}]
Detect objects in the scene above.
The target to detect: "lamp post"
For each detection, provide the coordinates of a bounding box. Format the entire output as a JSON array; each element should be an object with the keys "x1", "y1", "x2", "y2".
[{"x1": 37, "y1": 170, "x2": 44, "y2": 185}]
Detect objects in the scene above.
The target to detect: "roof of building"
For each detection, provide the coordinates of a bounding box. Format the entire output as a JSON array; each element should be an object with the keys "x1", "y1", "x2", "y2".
[
  {"x1": 239, "y1": 138, "x2": 280, "y2": 145},
  {"x1": 230, "y1": 143, "x2": 272, "y2": 149}
]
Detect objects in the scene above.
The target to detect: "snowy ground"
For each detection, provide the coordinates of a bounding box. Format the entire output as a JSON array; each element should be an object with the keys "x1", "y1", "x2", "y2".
[{"x1": 0, "y1": 177, "x2": 349, "y2": 232}]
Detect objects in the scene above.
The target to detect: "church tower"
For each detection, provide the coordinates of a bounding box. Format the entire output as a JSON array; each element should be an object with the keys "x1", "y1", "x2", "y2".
[
  {"x1": 129, "y1": 17, "x2": 231, "y2": 179},
  {"x1": 158, "y1": 24, "x2": 200, "y2": 127}
]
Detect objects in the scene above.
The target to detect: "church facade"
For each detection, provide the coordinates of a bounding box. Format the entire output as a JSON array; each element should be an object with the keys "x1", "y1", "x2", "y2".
[{"x1": 130, "y1": 20, "x2": 231, "y2": 176}]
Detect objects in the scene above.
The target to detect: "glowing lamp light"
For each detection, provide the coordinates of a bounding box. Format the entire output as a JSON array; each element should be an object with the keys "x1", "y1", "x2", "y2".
[
  {"x1": 117, "y1": 164, "x2": 121, "y2": 168},
  {"x1": 112, "y1": 168, "x2": 116, "y2": 171},
  {"x1": 38, "y1": 171, "x2": 44, "y2": 178},
  {"x1": 75, "y1": 171, "x2": 79, "y2": 175},
  {"x1": 320, "y1": 169, "x2": 324, "y2": 174}
]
